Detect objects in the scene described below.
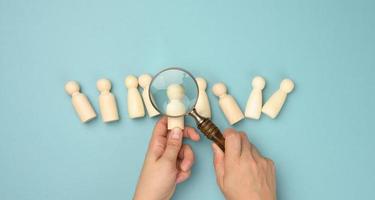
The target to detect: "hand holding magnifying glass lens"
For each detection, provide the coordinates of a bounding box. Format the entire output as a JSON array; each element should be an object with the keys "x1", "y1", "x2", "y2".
[{"x1": 149, "y1": 67, "x2": 225, "y2": 151}]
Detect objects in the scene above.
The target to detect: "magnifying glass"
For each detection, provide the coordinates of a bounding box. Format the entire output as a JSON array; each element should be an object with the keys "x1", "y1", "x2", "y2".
[{"x1": 149, "y1": 67, "x2": 225, "y2": 151}]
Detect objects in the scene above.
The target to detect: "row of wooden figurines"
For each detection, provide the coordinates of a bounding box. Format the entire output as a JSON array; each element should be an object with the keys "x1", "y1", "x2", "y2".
[{"x1": 64, "y1": 74, "x2": 294, "y2": 127}]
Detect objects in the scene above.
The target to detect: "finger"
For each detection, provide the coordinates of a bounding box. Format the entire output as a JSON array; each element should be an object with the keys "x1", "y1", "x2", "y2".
[
  {"x1": 224, "y1": 129, "x2": 242, "y2": 161},
  {"x1": 265, "y1": 159, "x2": 276, "y2": 186},
  {"x1": 162, "y1": 128, "x2": 183, "y2": 162},
  {"x1": 266, "y1": 158, "x2": 276, "y2": 172},
  {"x1": 178, "y1": 144, "x2": 195, "y2": 172},
  {"x1": 212, "y1": 143, "x2": 224, "y2": 188},
  {"x1": 238, "y1": 131, "x2": 262, "y2": 162},
  {"x1": 248, "y1": 139, "x2": 263, "y2": 162},
  {"x1": 183, "y1": 127, "x2": 200, "y2": 141},
  {"x1": 152, "y1": 116, "x2": 168, "y2": 138},
  {"x1": 223, "y1": 128, "x2": 236, "y2": 137},
  {"x1": 147, "y1": 116, "x2": 168, "y2": 160},
  {"x1": 239, "y1": 132, "x2": 253, "y2": 158},
  {"x1": 176, "y1": 170, "x2": 191, "y2": 184}
]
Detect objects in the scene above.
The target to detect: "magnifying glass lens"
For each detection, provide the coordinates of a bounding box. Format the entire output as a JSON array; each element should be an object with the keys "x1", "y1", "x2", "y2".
[
  {"x1": 150, "y1": 67, "x2": 226, "y2": 151},
  {"x1": 149, "y1": 68, "x2": 198, "y2": 117}
]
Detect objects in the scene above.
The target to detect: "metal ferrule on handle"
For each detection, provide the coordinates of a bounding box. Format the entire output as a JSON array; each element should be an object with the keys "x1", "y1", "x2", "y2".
[{"x1": 189, "y1": 109, "x2": 225, "y2": 151}]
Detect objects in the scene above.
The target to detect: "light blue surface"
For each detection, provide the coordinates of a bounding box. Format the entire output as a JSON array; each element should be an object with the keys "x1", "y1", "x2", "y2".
[{"x1": 1, "y1": 0, "x2": 374, "y2": 199}]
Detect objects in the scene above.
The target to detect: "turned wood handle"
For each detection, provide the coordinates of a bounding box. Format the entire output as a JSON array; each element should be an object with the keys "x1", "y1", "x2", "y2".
[{"x1": 197, "y1": 118, "x2": 225, "y2": 152}]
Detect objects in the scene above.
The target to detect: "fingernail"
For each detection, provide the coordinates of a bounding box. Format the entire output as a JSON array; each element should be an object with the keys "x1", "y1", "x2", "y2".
[{"x1": 170, "y1": 128, "x2": 182, "y2": 139}]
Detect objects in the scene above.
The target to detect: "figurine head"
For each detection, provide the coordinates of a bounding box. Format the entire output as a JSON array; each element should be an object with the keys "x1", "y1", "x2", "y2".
[
  {"x1": 196, "y1": 77, "x2": 207, "y2": 90},
  {"x1": 125, "y1": 75, "x2": 138, "y2": 88},
  {"x1": 65, "y1": 81, "x2": 80, "y2": 95},
  {"x1": 167, "y1": 84, "x2": 185, "y2": 100},
  {"x1": 280, "y1": 79, "x2": 294, "y2": 93},
  {"x1": 138, "y1": 74, "x2": 153, "y2": 89},
  {"x1": 212, "y1": 83, "x2": 227, "y2": 97},
  {"x1": 252, "y1": 76, "x2": 265, "y2": 90},
  {"x1": 97, "y1": 78, "x2": 112, "y2": 92}
]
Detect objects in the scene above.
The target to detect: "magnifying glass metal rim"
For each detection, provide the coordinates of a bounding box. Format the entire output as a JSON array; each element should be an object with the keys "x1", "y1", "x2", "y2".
[
  {"x1": 148, "y1": 67, "x2": 199, "y2": 118},
  {"x1": 149, "y1": 67, "x2": 226, "y2": 152}
]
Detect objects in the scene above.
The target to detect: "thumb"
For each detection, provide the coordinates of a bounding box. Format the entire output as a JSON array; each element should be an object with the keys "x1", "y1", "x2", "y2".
[
  {"x1": 212, "y1": 143, "x2": 224, "y2": 188},
  {"x1": 162, "y1": 128, "x2": 183, "y2": 162}
]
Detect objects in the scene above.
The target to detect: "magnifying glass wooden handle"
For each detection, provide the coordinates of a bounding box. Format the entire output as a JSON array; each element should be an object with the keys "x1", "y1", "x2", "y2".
[
  {"x1": 198, "y1": 118, "x2": 225, "y2": 151},
  {"x1": 189, "y1": 109, "x2": 225, "y2": 152}
]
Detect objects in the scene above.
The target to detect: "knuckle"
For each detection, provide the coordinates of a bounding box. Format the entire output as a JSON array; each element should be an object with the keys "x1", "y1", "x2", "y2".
[
  {"x1": 270, "y1": 162, "x2": 276, "y2": 171},
  {"x1": 249, "y1": 159, "x2": 257, "y2": 168},
  {"x1": 265, "y1": 158, "x2": 275, "y2": 166},
  {"x1": 153, "y1": 140, "x2": 166, "y2": 150},
  {"x1": 233, "y1": 133, "x2": 240, "y2": 139},
  {"x1": 238, "y1": 132, "x2": 247, "y2": 137},
  {"x1": 223, "y1": 128, "x2": 237, "y2": 136},
  {"x1": 264, "y1": 158, "x2": 276, "y2": 171},
  {"x1": 166, "y1": 143, "x2": 181, "y2": 153},
  {"x1": 225, "y1": 133, "x2": 234, "y2": 139},
  {"x1": 224, "y1": 128, "x2": 236, "y2": 133},
  {"x1": 241, "y1": 152, "x2": 251, "y2": 160},
  {"x1": 167, "y1": 138, "x2": 181, "y2": 147},
  {"x1": 259, "y1": 159, "x2": 268, "y2": 167},
  {"x1": 227, "y1": 132, "x2": 240, "y2": 141}
]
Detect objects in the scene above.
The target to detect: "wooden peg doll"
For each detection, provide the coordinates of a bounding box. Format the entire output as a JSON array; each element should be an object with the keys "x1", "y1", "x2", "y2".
[
  {"x1": 138, "y1": 74, "x2": 160, "y2": 117},
  {"x1": 166, "y1": 84, "x2": 186, "y2": 130},
  {"x1": 245, "y1": 76, "x2": 266, "y2": 120},
  {"x1": 212, "y1": 82, "x2": 244, "y2": 125},
  {"x1": 125, "y1": 75, "x2": 145, "y2": 118},
  {"x1": 195, "y1": 77, "x2": 211, "y2": 118},
  {"x1": 97, "y1": 78, "x2": 119, "y2": 122},
  {"x1": 65, "y1": 81, "x2": 96, "y2": 123},
  {"x1": 262, "y1": 79, "x2": 294, "y2": 119}
]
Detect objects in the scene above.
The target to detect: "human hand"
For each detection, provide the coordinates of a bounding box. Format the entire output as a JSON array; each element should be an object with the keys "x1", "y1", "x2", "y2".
[
  {"x1": 212, "y1": 129, "x2": 276, "y2": 200},
  {"x1": 133, "y1": 116, "x2": 200, "y2": 200}
]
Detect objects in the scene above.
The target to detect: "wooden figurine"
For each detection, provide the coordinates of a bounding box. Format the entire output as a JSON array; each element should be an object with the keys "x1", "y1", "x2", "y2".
[
  {"x1": 65, "y1": 81, "x2": 96, "y2": 123},
  {"x1": 97, "y1": 78, "x2": 119, "y2": 122},
  {"x1": 125, "y1": 75, "x2": 145, "y2": 118},
  {"x1": 245, "y1": 76, "x2": 266, "y2": 120},
  {"x1": 138, "y1": 74, "x2": 160, "y2": 117},
  {"x1": 212, "y1": 82, "x2": 244, "y2": 125},
  {"x1": 166, "y1": 84, "x2": 186, "y2": 130},
  {"x1": 262, "y1": 78, "x2": 294, "y2": 119},
  {"x1": 195, "y1": 77, "x2": 211, "y2": 118}
]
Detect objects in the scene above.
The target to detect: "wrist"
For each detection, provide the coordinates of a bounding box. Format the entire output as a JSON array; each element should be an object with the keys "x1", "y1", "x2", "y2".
[
  {"x1": 224, "y1": 193, "x2": 263, "y2": 200},
  {"x1": 133, "y1": 191, "x2": 171, "y2": 200},
  {"x1": 249, "y1": 192, "x2": 275, "y2": 200},
  {"x1": 134, "y1": 195, "x2": 168, "y2": 200}
]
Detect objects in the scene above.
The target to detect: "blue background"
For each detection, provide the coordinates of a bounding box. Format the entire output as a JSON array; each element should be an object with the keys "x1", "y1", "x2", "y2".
[{"x1": 1, "y1": 0, "x2": 374, "y2": 199}]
